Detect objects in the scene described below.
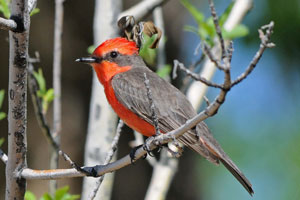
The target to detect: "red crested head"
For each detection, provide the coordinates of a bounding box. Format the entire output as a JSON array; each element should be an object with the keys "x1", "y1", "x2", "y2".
[{"x1": 93, "y1": 37, "x2": 139, "y2": 57}]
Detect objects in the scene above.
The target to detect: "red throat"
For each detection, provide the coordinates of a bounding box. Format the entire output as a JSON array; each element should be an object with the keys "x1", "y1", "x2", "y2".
[{"x1": 93, "y1": 61, "x2": 131, "y2": 85}]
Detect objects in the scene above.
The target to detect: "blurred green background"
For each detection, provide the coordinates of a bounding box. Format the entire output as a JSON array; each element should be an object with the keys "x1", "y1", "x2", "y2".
[{"x1": 0, "y1": 0, "x2": 299, "y2": 199}]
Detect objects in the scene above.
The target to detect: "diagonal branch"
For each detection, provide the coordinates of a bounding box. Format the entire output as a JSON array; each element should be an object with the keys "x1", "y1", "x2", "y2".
[
  {"x1": 231, "y1": 21, "x2": 275, "y2": 87},
  {"x1": 28, "y1": 63, "x2": 59, "y2": 150},
  {"x1": 173, "y1": 60, "x2": 224, "y2": 89}
]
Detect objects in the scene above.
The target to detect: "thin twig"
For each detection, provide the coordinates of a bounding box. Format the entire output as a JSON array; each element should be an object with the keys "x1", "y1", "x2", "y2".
[
  {"x1": 186, "y1": 0, "x2": 253, "y2": 110},
  {"x1": 88, "y1": 120, "x2": 124, "y2": 200},
  {"x1": 173, "y1": 60, "x2": 224, "y2": 89},
  {"x1": 202, "y1": 42, "x2": 225, "y2": 70},
  {"x1": 0, "y1": 148, "x2": 8, "y2": 164},
  {"x1": 28, "y1": 64, "x2": 59, "y2": 150},
  {"x1": 231, "y1": 21, "x2": 274, "y2": 87},
  {"x1": 144, "y1": 73, "x2": 161, "y2": 136},
  {"x1": 59, "y1": 150, "x2": 86, "y2": 174},
  {"x1": 208, "y1": 0, "x2": 226, "y2": 59}
]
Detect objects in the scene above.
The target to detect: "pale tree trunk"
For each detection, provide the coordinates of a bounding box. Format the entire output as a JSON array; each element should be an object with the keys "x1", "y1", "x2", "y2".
[
  {"x1": 5, "y1": 0, "x2": 30, "y2": 199},
  {"x1": 81, "y1": 0, "x2": 121, "y2": 199}
]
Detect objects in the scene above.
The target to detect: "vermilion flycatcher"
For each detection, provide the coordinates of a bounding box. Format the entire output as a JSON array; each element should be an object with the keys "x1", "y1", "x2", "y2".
[{"x1": 76, "y1": 37, "x2": 254, "y2": 195}]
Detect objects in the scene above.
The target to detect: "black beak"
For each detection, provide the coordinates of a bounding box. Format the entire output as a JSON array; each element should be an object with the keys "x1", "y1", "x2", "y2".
[{"x1": 75, "y1": 56, "x2": 100, "y2": 63}]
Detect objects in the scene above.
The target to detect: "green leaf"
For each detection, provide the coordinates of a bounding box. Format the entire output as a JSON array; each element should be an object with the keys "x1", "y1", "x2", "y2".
[
  {"x1": 222, "y1": 24, "x2": 249, "y2": 39},
  {"x1": 180, "y1": 0, "x2": 204, "y2": 25},
  {"x1": 157, "y1": 64, "x2": 171, "y2": 78},
  {"x1": 0, "y1": 137, "x2": 4, "y2": 147},
  {"x1": 30, "y1": 8, "x2": 40, "y2": 16},
  {"x1": 87, "y1": 45, "x2": 96, "y2": 54},
  {"x1": 40, "y1": 193, "x2": 53, "y2": 200},
  {"x1": 139, "y1": 34, "x2": 157, "y2": 66},
  {"x1": 55, "y1": 186, "x2": 70, "y2": 200},
  {"x1": 0, "y1": 112, "x2": 6, "y2": 120},
  {"x1": 44, "y1": 89, "x2": 55, "y2": 103},
  {"x1": 184, "y1": 25, "x2": 199, "y2": 35},
  {"x1": 219, "y1": 2, "x2": 234, "y2": 26},
  {"x1": 33, "y1": 68, "x2": 46, "y2": 95},
  {"x1": 0, "y1": 0, "x2": 10, "y2": 18},
  {"x1": 25, "y1": 191, "x2": 37, "y2": 200},
  {"x1": 0, "y1": 89, "x2": 5, "y2": 108}
]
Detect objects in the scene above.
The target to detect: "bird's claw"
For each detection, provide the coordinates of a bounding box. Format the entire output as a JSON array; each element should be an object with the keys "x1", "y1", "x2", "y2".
[{"x1": 130, "y1": 144, "x2": 145, "y2": 164}]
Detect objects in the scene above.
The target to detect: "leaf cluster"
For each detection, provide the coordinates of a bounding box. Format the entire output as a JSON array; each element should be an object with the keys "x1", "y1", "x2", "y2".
[
  {"x1": 33, "y1": 68, "x2": 54, "y2": 114},
  {"x1": 25, "y1": 186, "x2": 80, "y2": 200},
  {"x1": 181, "y1": 0, "x2": 249, "y2": 46}
]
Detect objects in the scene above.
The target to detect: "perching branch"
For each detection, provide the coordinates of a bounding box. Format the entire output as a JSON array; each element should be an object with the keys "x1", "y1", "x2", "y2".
[{"x1": 87, "y1": 120, "x2": 124, "y2": 200}]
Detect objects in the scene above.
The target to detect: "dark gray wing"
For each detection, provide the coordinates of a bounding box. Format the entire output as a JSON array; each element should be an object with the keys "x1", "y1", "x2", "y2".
[
  {"x1": 111, "y1": 67, "x2": 194, "y2": 133},
  {"x1": 111, "y1": 67, "x2": 219, "y2": 162}
]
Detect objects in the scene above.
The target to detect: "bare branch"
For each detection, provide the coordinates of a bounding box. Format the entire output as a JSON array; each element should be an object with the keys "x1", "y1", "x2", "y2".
[
  {"x1": 118, "y1": 0, "x2": 166, "y2": 21},
  {"x1": 28, "y1": 64, "x2": 59, "y2": 150},
  {"x1": 0, "y1": 148, "x2": 8, "y2": 164},
  {"x1": 0, "y1": 17, "x2": 17, "y2": 31},
  {"x1": 59, "y1": 150, "x2": 86, "y2": 174},
  {"x1": 202, "y1": 42, "x2": 225, "y2": 70},
  {"x1": 208, "y1": 0, "x2": 226, "y2": 59},
  {"x1": 50, "y1": 0, "x2": 65, "y2": 194},
  {"x1": 173, "y1": 60, "x2": 224, "y2": 89},
  {"x1": 133, "y1": 131, "x2": 157, "y2": 167},
  {"x1": 231, "y1": 21, "x2": 274, "y2": 87},
  {"x1": 144, "y1": 73, "x2": 161, "y2": 136},
  {"x1": 186, "y1": 0, "x2": 253, "y2": 110},
  {"x1": 88, "y1": 120, "x2": 124, "y2": 200}
]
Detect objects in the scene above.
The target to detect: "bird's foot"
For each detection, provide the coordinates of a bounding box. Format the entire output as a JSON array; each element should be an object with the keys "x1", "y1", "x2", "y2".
[{"x1": 129, "y1": 144, "x2": 145, "y2": 164}]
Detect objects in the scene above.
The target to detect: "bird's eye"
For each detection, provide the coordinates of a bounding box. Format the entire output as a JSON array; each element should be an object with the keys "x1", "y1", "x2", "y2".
[{"x1": 110, "y1": 51, "x2": 118, "y2": 58}]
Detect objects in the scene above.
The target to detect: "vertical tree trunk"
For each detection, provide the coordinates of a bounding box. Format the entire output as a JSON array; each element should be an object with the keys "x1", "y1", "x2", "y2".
[
  {"x1": 81, "y1": 0, "x2": 121, "y2": 199},
  {"x1": 5, "y1": 0, "x2": 30, "y2": 199}
]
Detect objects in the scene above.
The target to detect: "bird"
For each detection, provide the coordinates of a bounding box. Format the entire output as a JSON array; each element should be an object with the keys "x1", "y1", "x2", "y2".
[{"x1": 76, "y1": 37, "x2": 254, "y2": 195}]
